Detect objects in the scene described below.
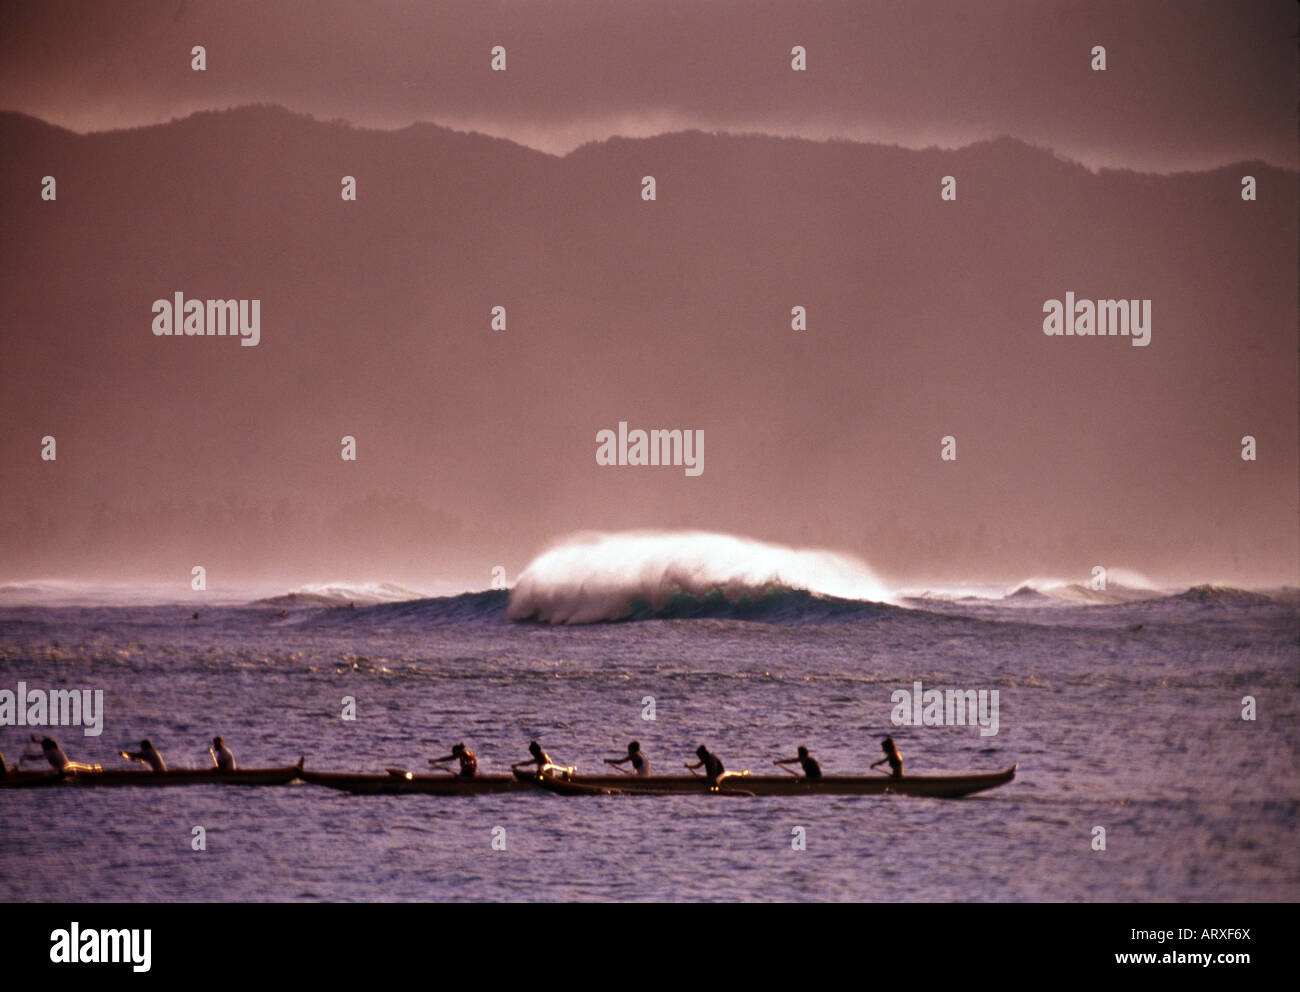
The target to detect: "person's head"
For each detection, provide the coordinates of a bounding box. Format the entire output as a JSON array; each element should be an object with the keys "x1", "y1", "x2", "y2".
[
  {"x1": 528, "y1": 741, "x2": 542, "y2": 757},
  {"x1": 41, "y1": 737, "x2": 57, "y2": 751},
  {"x1": 628, "y1": 741, "x2": 640, "y2": 754},
  {"x1": 882, "y1": 736, "x2": 895, "y2": 753},
  {"x1": 452, "y1": 743, "x2": 465, "y2": 755},
  {"x1": 696, "y1": 745, "x2": 708, "y2": 760},
  {"x1": 142, "y1": 739, "x2": 153, "y2": 750},
  {"x1": 213, "y1": 736, "x2": 224, "y2": 748},
  {"x1": 797, "y1": 745, "x2": 809, "y2": 758}
]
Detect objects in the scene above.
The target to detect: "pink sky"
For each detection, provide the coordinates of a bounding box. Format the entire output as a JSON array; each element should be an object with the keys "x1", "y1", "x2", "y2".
[
  {"x1": 1, "y1": 0, "x2": 1295, "y2": 171},
  {"x1": 0, "y1": 2, "x2": 1296, "y2": 594}
]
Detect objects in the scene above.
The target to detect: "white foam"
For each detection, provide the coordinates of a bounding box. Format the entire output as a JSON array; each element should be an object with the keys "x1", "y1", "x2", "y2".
[{"x1": 505, "y1": 530, "x2": 893, "y2": 624}]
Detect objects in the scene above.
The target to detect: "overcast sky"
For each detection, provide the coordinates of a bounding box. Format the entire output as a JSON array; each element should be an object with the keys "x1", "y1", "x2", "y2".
[{"x1": 1, "y1": 0, "x2": 1295, "y2": 171}]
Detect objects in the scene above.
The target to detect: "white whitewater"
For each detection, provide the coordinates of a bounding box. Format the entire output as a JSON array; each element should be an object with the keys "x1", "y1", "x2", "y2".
[{"x1": 505, "y1": 530, "x2": 893, "y2": 624}]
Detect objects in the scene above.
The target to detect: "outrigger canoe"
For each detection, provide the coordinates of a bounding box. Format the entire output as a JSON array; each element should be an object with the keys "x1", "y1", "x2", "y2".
[
  {"x1": 302, "y1": 764, "x2": 1017, "y2": 798},
  {"x1": 515, "y1": 766, "x2": 1016, "y2": 798},
  {"x1": 3, "y1": 762, "x2": 1017, "y2": 797},
  {"x1": 0, "y1": 759, "x2": 304, "y2": 789}
]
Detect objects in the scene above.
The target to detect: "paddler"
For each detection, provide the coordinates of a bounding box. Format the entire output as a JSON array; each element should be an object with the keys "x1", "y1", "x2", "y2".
[
  {"x1": 685, "y1": 744, "x2": 726, "y2": 788},
  {"x1": 430, "y1": 742, "x2": 478, "y2": 778},
  {"x1": 121, "y1": 738, "x2": 167, "y2": 772},
  {"x1": 605, "y1": 740, "x2": 650, "y2": 777},
  {"x1": 775, "y1": 745, "x2": 822, "y2": 780},
  {"x1": 511, "y1": 740, "x2": 557, "y2": 777},
  {"x1": 209, "y1": 735, "x2": 236, "y2": 771},
  {"x1": 870, "y1": 736, "x2": 903, "y2": 778},
  {"x1": 23, "y1": 735, "x2": 97, "y2": 773}
]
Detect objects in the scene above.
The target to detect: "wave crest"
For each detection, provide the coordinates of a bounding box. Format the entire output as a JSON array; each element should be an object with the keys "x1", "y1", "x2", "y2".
[
  {"x1": 505, "y1": 531, "x2": 893, "y2": 624},
  {"x1": 257, "y1": 582, "x2": 425, "y2": 608},
  {"x1": 1167, "y1": 584, "x2": 1280, "y2": 607},
  {"x1": 1002, "y1": 571, "x2": 1164, "y2": 605}
]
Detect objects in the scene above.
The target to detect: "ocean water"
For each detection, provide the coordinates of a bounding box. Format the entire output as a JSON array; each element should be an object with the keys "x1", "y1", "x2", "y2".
[{"x1": 1, "y1": 584, "x2": 1297, "y2": 902}]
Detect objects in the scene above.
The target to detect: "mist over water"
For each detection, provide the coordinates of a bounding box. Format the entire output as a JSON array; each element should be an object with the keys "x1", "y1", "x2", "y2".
[{"x1": 504, "y1": 531, "x2": 894, "y2": 624}]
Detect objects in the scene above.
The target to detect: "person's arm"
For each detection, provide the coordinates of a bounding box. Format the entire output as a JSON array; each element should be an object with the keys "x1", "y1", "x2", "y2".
[
  {"x1": 19, "y1": 738, "x2": 46, "y2": 765},
  {"x1": 429, "y1": 753, "x2": 456, "y2": 765},
  {"x1": 870, "y1": 757, "x2": 886, "y2": 768},
  {"x1": 774, "y1": 757, "x2": 795, "y2": 767}
]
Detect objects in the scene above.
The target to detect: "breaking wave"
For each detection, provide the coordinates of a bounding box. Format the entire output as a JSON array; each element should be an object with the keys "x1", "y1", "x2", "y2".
[
  {"x1": 1165, "y1": 584, "x2": 1282, "y2": 607},
  {"x1": 998, "y1": 571, "x2": 1164, "y2": 606},
  {"x1": 504, "y1": 531, "x2": 894, "y2": 624},
  {"x1": 256, "y1": 582, "x2": 426, "y2": 608}
]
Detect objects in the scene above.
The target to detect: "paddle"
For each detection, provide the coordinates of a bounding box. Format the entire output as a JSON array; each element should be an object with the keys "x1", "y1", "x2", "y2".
[
  {"x1": 604, "y1": 759, "x2": 634, "y2": 776},
  {"x1": 772, "y1": 760, "x2": 800, "y2": 778}
]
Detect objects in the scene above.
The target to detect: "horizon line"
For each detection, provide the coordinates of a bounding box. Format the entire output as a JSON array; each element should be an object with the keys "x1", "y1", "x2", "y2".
[{"x1": 4, "y1": 103, "x2": 1296, "y2": 178}]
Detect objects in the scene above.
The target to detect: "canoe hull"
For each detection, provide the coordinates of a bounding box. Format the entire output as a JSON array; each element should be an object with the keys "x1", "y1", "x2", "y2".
[
  {"x1": 5, "y1": 764, "x2": 1017, "y2": 797},
  {"x1": 514, "y1": 766, "x2": 1018, "y2": 798},
  {"x1": 1, "y1": 766, "x2": 302, "y2": 788},
  {"x1": 0, "y1": 771, "x2": 64, "y2": 789},
  {"x1": 520, "y1": 766, "x2": 1017, "y2": 798},
  {"x1": 299, "y1": 770, "x2": 524, "y2": 795}
]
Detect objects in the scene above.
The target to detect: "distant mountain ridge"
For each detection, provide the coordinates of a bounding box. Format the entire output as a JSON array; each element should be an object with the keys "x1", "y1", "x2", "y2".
[{"x1": 3, "y1": 105, "x2": 1289, "y2": 174}]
